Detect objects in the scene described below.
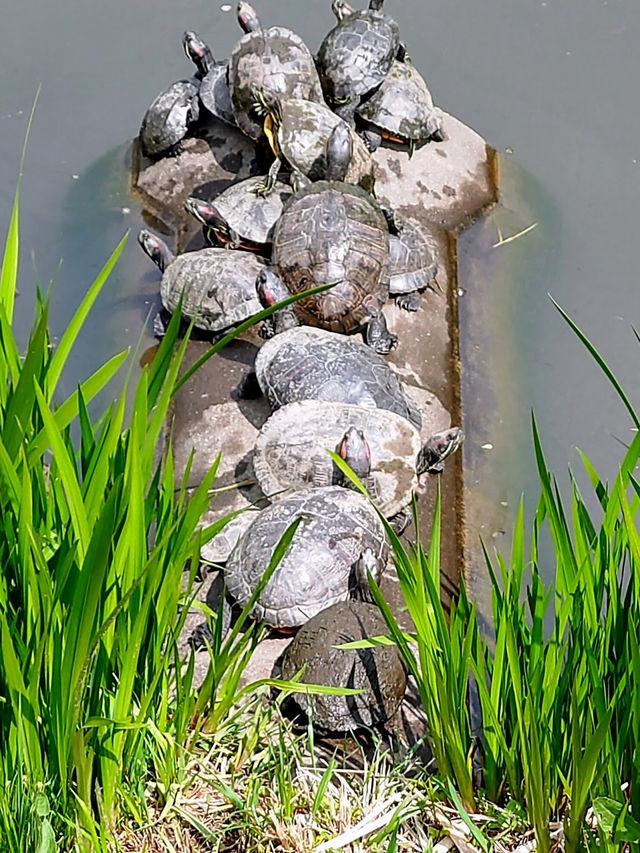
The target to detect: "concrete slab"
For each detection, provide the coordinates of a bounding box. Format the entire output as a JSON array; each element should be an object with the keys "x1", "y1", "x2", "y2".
[{"x1": 133, "y1": 107, "x2": 497, "y2": 713}]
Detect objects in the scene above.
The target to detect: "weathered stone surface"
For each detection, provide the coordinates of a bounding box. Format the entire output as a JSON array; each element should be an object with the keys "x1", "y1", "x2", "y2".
[{"x1": 145, "y1": 106, "x2": 497, "y2": 703}]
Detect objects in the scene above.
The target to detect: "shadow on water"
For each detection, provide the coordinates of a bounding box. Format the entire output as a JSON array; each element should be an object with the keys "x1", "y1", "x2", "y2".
[{"x1": 459, "y1": 154, "x2": 562, "y2": 622}]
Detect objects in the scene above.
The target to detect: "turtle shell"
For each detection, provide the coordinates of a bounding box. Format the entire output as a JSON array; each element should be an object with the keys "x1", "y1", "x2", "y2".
[
  {"x1": 160, "y1": 248, "x2": 265, "y2": 331},
  {"x1": 254, "y1": 327, "x2": 422, "y2": 428},
  {"x1": 139, "y1": 78, "x2": 200, "y2": 158},
  {"x1": 388, "y1": 217, "x2": 439, "y2": 296},
  {"x1": 281, "y1": 600, "x2": 406, "y2": 730},
  {"x1": 198, "y1": 61, "x2": 236, "y2": 126},
  {"x1": 230, "y1": 25, "x2": 323, "y2": 141},
  {"x1": 208, "y1": 177, "x2": 293, "y2": 250},
  {"x1": 271, "y1": 181, "x2": 388, "y2": 334},
  {"x1": 253, "y1": 400, "x2": 421, "y2": 517},
  {"x1": 357, "y1": 61, "x2": 443, "y2": 143},
  {"x1": 276, "y1": 98, "x2": 375, "y2": 190},
  {"x1": 316, "y1": 9, "x2": 399, "y2": 104},
  {"x1": 225, "y1": 486, "x2": 389, "y2": 628}
]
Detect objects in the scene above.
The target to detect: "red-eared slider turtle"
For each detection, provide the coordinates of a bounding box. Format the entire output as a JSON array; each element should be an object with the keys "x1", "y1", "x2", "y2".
[
  {"x1": 138, "y1": 229, "x2": 264, "y2": 335},
  {"x1": 263, "y1": 173, "x2": 396, "y2": 352},
  {"x1": 357, "y1": 60, "x2": 444, "y2": 154},
  {"x1": 184, "y1": 177, "x2": 292, "y2": 254},
  {"x1": 316, "y1": 0, "x2": 405, "y2": 127},
  {"x1": 229, "y1": 1, "x2": 323, "y2": 142},
  {"x1": 139, "y1": 79, "x2": 200, "y2": 159},
  {"x1": 183, "y1": 30, "x2": 236, "y2": 127},
  {"x1": 252, "y1": 89, "x2": 375, "y2": 195},
  {"x1": 253, "y1": 400, "x2": 463, "y2": 518},
  {"x1": 250, "y1": 326, "x2": 421, "y2": 428},
  {"x1": 388, "y1": 215, "x2": 439, "y2": 311},
  {"x1": 225, "y1": 486, "x2": 389, "y2": 628},
  {"x1": 281, "y1": 600, "x2": 406, "y2": 731}
]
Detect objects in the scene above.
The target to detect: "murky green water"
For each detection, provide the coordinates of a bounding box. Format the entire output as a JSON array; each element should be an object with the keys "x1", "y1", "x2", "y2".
[{"x1": 1, "y1": 0, "x2": 638, "y2": 588}]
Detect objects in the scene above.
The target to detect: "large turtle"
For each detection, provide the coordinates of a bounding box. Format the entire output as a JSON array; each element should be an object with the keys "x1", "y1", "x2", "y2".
[
  {"x1": 388, "y1": 215, "x2": 440, "y2": 311},
  {"x1": 139, "y1": 78, "x2": 200, "y2": 159},
  {"x1": 316, "y1": 0, "x2": 405, "y2": 127},
  {"x1": 248, "y1": 326, "x2": 422, "y2": 428},
  {"x1": 357, "y1": 60, "x2": 444, "y2": 154},
  {"x1": 229, "y1": 1, "x2": 323, "y2": 143},
  {"x1": 225, "y1": 486, "x2": 388, "y2": 628},
  {"x1": 137, "y1": 229, "x2": 264, "y2": 335},
  {"x1": 183, "y1": 30, "x2": 236, "y2": 127},
  {"x1": 184, "y1": 177, "x2": 293, "y2": 254},
  {"x1": 281, "y1": 600, "x2": 406, "y2": 731},
  {"x1": 253, "y1": 400, "x2": 463, "y2": 519},
  {"x1": 252, "y1": 88, "x2": 375, "y2": 195}
]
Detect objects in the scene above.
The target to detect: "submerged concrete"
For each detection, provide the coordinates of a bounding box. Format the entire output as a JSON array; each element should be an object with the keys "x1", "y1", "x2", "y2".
[{"x1": 131, "y1": 111, "x2": 497, "y2": 722}]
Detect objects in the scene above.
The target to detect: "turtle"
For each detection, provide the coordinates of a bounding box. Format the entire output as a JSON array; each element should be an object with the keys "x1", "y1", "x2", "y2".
[
  {"x1": 184, "y1": 177, "x2": 293, "y2": 254},
  {"x1": 316, "y1": 0, "x2": 406, "y2": 128},
  {"x1": 225, "y1": 486, "x2": 389, "y2": 628},
  {"x1": 253, "y1": 399, "x2": 464, "y2": 520},
  {"x1": 388, "y1": 215, "x2": 440, "y2": 311},
  {"x1": 229, "y1": 1, "x2": 323, "y2": 143},
  {"x1": 356, "y1": 60, "x2": 444, "y2": 154},
  {"x1": 183, "y1": 30, "x2": 236, "y2": 127},
  {"x1": 139, "y1": 78, "x2": 200, "y2": 159},
  {"x1": 280, "y1": 600, "x2": 407, "y2": 731},
  {"x1": 137, "y1": 229, "x2": 264, "y2": 336},
  {"x1": 252, "y1": 88, "x2": 375, "y2": 196},
  {"x1": 260, "y1": 166, "x2": 397, "y2": 352},
  {"x1": 248, "y1": 326, "x2": 422, "y2": 429}
]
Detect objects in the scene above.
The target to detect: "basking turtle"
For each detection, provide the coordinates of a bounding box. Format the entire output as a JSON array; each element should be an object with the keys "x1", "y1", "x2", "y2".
[
  {"x1": 261, "y1": 168, "x2": 396, "y2": 352},
  {"x1": 139, "y1": 79, "x2": 200, "y2": 159},
  {"x1": 225, "y1": 486, "x2": 388, "y2": 628},
  {"x1": 281, "y1": 600, "x2": 406, "y2": 731},
  {"x1": 250, "y1": 326, "x2": 422, "y2": 428},
  {"x1": 388, "y1": 216, "x2": 439, "y2": 311},
  {"x1": 253, "y1": 400, "x2": 464, "y2": 519},
  {"x1": 184, "y1": 177, "x2": 292, "y2": 254},
  {"x1": 137, "y1": 229, "x2": 264, "y2": 335},
  {"x1": 229, "y1": 1, "x2": 323, "y2": 142},
  {"x1": 252, "y1": 88, "x2": 375, "y2": 195},
  {"x1": 357, "y1": 60, "x2": 444, "y2": 153},
  {"x1": 316, "y1": 0, "x2": 405, "y2": 127},
  {"x1": 183, "y1": 30, "x2": 236, "y2": 127}
]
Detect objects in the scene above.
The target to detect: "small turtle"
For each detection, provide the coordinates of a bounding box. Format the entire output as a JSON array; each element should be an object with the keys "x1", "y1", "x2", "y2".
[
  {"x1": 225, "y1": 486, "x2": 389, "y2": 628},
  {"x1": 229, "y1": 1, "x2": 323, "y2": 142},
  {"x1": 183, "y1": 30, "x2": 236, "y2": 127},
  {"x1": 357, "y1": 60, "x2": 444, "y2": 154},
  {"x1": 139, "y1": 79, "x2": 200, "y2": 159},
  {"x1": 316, "y1": 0, "x2": 405, "y2": 127},
  {"x1": 250, "y1": 326, "x2": 422, "y2": 428},
  {"x1": 137, "y1": 229, "x2": 264, "y2": 335},
  {"x1": 184, "y1": 177, "x2": 292, "y2": 254},
  {"x1": 281, "y1": 600, "x2": 406, "y2": 731},
  {"x1": 252, "y1": 88, "x2": 375, "y2": 195},
  {"x1": 388, "y1": 216, "x2": 439, "y2": 311},
  {"x1": 253, "y1": 400, "x2": 463, "y2": 519}
]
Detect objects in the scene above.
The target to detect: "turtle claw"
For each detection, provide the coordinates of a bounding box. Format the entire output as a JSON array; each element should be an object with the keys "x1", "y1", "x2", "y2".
[
  {"x1": 152, "y1": 309, "x2": 171, "y2": 338},
  {"x1": 365, "y1": 312, "x2": 397, "y2": 354},
  {"x1": 395, "y1": 290, "x2": 421, "y2": 312}
]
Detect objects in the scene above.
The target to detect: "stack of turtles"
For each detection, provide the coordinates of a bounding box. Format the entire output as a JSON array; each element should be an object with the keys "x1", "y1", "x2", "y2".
[{"x1": 135, "y1": 0, "x2": 463, "y2": 733}]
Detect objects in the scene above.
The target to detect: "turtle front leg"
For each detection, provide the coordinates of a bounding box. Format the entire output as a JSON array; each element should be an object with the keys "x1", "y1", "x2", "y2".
[
  {"x1": 351, "y1": 547, "x2": 382, "y2": 603},
  {"x1": 377, "y1": 200, "x2": 404, "y2": 235},
  {"x1": 365, "y1": 312, "x2": 397, "y2": 353},
  {"x1": 332, "y1": 99, "x2": 357, "y2": 129},
  {"x1": 395, "y1": 290, "x2": 422, "y2": 312},
  {"x1": 359, "y1": 128, "x2": 382, "y2": 153},
  {"x1": 254, "y1": 157, "x2": 282, "y2": 197},
  {"x1": 152, "y1": 308, "x2": 172, "y2": 338},
  {"x1": 389, "y1": 508, "x2": 411, "y2": 536}
]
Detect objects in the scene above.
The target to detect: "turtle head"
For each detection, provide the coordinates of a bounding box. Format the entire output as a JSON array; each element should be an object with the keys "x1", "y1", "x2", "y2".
[
  {"x1": 331, "y1": 0, "x2": 354, "y2": 21},
  {"x1": 256, "y1": 269, "x2": 298, "y2": 337},
  {"x1": 237, "y1": 1, "x2": 261, "y2": 33},
  {"x1": 368, "y1": 0, "x2": 385, "y2": 10},
  {"x1": 184, "y1": 197, "x2": 238, "y2": 245},
  {"x1": 137, "y1": 229, "x2": 174, "y2": 272},
  {"x1": 417, "y1": 426, "x2": 464, "y2": 475},
  {"x1": 354, "y1": 548, "x2": 381, "y2": 600},
  {"x1": 325, "y1": 123, "x2": 353, "y2": 182},
  {"x1": 183, "y1": 31, "x2": 214, "y2": 77},
  {"x1": 336, "y1": 426, "x2": 371, "y2": 484}
]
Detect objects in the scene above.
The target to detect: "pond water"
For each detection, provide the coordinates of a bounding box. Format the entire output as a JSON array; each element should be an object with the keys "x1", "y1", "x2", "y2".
[{"x1": 1, "y1": 0, "x2": 638, "y2": 590}]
